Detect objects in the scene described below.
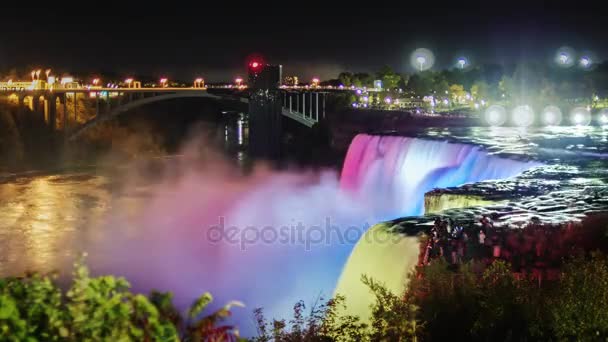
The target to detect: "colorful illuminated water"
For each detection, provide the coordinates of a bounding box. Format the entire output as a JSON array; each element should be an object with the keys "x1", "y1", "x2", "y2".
[{"x1": 0, "y1": 133, "x2": 541, "y2": 336}]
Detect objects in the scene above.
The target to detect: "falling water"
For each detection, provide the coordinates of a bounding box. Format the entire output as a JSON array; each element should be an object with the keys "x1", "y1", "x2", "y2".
[{"x1": 81, "y1": 134, "x2": 540, "y2": 336}]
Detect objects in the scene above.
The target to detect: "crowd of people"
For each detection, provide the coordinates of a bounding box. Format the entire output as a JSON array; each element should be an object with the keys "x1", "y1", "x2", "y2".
[{"x1": 420, "y1": 214, "x2": 591, "y2": 280}]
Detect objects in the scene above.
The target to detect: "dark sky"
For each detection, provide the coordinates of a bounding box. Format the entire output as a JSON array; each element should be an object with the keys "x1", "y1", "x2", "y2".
[{"x1": 0, "y1": 3, "x2": 607, "y2": 81}]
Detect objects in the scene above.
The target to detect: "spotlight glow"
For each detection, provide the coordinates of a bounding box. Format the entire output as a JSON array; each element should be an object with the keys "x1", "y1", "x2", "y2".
[
  {"x1": 484, "y1": 104, "x2": 507, "y2": 126},
  {"x1": 598, "y1": 109, "x2": 608, "y2": 125},
  {"x1": 541, "y1": 105, "x2": 563, "y2": 126},
  {"x1": 512, "y1": 105, "x2": 535, "y2": 127},
  {"x1": 555, "y1": 46, "x2": 575, "y2": 68},
  {"x1": 580, "y1": 56, "x2": 592, "y2": 68},
  {"x1": 457, "y1": 57, "x2": 468, "y2": 69},
  {"x1": 410, "y1": 48, "x2": 435, "y2": 71},
  {"x1": 570, "y1": 107, "x2": 591, "y2": 126}
]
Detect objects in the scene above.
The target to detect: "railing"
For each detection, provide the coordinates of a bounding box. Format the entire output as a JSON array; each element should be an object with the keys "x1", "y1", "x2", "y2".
[{"x1": 281, "y1": 91, "x2": 325, "y2": 126}]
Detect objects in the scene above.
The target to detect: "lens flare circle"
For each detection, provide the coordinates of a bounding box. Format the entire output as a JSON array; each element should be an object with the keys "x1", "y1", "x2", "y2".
[
  {"x1": 512, "y1": 105, "x2": 535, "y2": 127},
  {"x1": 541, "y1": 105, "x2": 563, "y2": 126},
  {"x1": 598, "y1": 109, "x2": 608, "y2": 125},
  {"x1": 410, "y1": 48, "x2": 435, "y2": 71},
  {"x1": 484, "y1": 105, "x2": 507, "y2": 126},
  {"x1": 555, "y1": 46, "x2": 575, "y2": 68},
  {"x1": 570, "y1": 107, "x2": 591, "y2": 126}
]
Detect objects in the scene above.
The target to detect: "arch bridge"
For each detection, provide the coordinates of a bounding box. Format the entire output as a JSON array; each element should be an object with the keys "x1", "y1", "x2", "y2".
[{"x1": 0, "y1": 88, "x2": 326, "y2": 140}]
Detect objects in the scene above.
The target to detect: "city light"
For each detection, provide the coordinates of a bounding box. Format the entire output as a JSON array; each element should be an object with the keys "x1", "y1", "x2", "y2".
[
  {"x1": 235, "y1": 77, "x2": 243, "y2": 86},
  {"x1": 410, "y1": 48, "x2": 435, "y2": 71},
  {"x1": 125, "y1": 78, "x2": 133, "y2": 84},
  {"x1": 555, "y1": 46, "x2": 575, "y2": 68},
  {"x1": 541, "y1": 105, "x2": 563, "y2": 126},
  {"x1": 92, "y1": 78, "x2": 100, "y2": 85},
  {"x1": 312, "y1": 78, "x2": 320, "y2": 86},
  {"x1": 484, "y1": 105, "x2": 507, "y2": 126},
  {"x1": 160, "y1": 78, "x2": 168, "y2": 87},
  {"x1": 598, "y1": 109, "x2": 608, "y2": 125},
  {"x1": 457, "y1": 57, "x2": 467, "y2": 69},
  {"x1": 570, "y1": 107, "x2": 591, "y2": 126},
  {"x1": 512, "y1": 105, "x2": 535, "y2": 127},
  {"x1": 61, "y1": 76, "x2": 74, "y2": 85},
  {"x1": 580, "y1": 56, "x2": 592, "y2": 68}
]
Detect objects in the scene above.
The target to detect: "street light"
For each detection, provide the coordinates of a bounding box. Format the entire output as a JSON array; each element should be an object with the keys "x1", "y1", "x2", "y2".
[
  {"x1": 45, "y1": 69, "x2": 51, "y2": 79},
  {"x1": 125, "y1": 78, "x2": 133, "y2": 88},
  {"x1": 580, "y1": 56, "x2": 592, "y2": 68},
  {"x1": 457, "y1": 58, "x2": 467, "y2": 69},
  {"x1": 194, "y1": 78, "x2": 204, "y2": 88},
  {"x1": 160, "y1": 78, "x2": 168, "y2": 87},
  {"x1": 235, "y1": 77, "x2": 243, "y2": 87},
  {"x1": 416, "y1": 56, "x2": 426, "y2": 71},
  {"x1": 92, "y1": 78, "x2": 100, "y2": 86}
]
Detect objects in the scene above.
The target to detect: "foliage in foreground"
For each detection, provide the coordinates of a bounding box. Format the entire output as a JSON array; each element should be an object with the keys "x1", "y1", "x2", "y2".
[
  {"x1": 253, "y1": 276, "x2": 422, "y2": 342},
  {"x1": 409, "y1": 252, "x2": 608, "y2": 341},
  {"x1": 0, "y1": 259, "x2": 243, "y2": 341}
]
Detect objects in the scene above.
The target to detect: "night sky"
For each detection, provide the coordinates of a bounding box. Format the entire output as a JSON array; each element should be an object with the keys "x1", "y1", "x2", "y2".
[{"x1": 0, "y1": 3, "x2": 607, "y2": 81}]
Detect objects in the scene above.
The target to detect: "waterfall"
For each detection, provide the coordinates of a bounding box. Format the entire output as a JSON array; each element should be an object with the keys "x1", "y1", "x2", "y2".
[
  {"x1": 335, "y1": 134, "x2": 542, "y2": 322},
  {"x1": 92, "y1": 133, "x2": 541, "y2": 336}
]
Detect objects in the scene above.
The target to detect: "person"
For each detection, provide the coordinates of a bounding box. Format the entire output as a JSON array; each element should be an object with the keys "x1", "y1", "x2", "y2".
[{"x1": 479, "y1": 230, "x2": 486, "y2": 245}]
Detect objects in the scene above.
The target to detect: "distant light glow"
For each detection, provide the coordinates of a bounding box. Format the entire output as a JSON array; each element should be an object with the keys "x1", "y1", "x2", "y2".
[
  {"x1": 570, "y1": 107, "x2": 591, "y2": 126},
  {"x1": 580, "y1": 56, "x2": 592, "y2": 68},
  {"x1": 251, "y1": 62, "x2": 259, "y2": 68},
  {"x1": 512, "y1": 105, "x2": 535, "y2": 127},
  {"x1": 484, "y1": 105, "x2": 507, "y2": 126},
  {"x1": 541, "y1": 105, "x2": 563, "y2": 126},
  {"x1": 555, "y1": 47, "x2": 575, "y2": 68},
  {"x1": 457, "y1": 57, "x2": 467, "y2": 69},
  {"x1": 385, "y1": 97, "x2": 392, "y2": 104},
  {"x1": 410, "y1": 48, "x2": 435, "y2": 71},
  {"x1": 599, "y1": 109, "x2": 608, "y2": 125}
]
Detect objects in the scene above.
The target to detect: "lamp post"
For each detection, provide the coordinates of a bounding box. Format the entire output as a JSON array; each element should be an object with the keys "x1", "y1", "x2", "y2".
[{"x1": 416, "y1": 56, "x2": 426, "y2": 72}]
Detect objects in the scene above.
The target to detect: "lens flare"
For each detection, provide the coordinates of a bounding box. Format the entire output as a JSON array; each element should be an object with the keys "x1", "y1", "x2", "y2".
[
  {"x1": 484, "y1": 105, "x2": 507, "y2": 126},
  {"x1": 456, "y1": 57, "x2": 468, "y2": 69},
  {"x1": 410, "y1": 48, "x2": 435, "y2": 71},
  {"x1": 598, "y1": 109, "x2": 608, "y2": 125},
  {"x1": 570, "y1": 107, "x2": 591, "y2": 126},
  {"x1": 541, "y1": 105, "x2": 562, "y2": 126},
  {"x1": 555, "y1": 46, "x2": 575, "y2": 68},
  {"x1": 512, "y1": 105, "x2": 535, "y2": 127}
]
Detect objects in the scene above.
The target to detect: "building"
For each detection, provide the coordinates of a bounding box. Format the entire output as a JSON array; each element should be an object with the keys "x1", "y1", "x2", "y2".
[{"x1": 283, "y1": 76, "x2": 298, "y2": 87}]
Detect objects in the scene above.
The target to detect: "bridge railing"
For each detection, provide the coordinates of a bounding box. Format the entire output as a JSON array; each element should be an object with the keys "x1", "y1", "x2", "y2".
[{"x1": 281, "y1": 91, "x2": 326, "y2": 124}]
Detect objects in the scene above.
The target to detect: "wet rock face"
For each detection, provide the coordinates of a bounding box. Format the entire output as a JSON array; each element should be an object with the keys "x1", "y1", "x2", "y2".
[{"x1": 385, "y1": 127, "x2": 608, "y2": 234}]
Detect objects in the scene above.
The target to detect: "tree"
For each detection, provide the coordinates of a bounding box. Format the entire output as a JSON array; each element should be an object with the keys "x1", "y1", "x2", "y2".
[
  {"x1": 550, "y1": 252, "x2": 608, "y2": 340},
  {"x1": 376, "y1": 65, "x2": 401, "y2": 90},
  {"x1": 470, "y1": 80, "x2": 490, "y2": 101},
  {"x1": 449, "y1": 84, "x2": 466, "y2": 104},
  {"x1": 338, "y1": 72, "x2": 353, "y2": 87},
  {"x1": 353, "y1": 73, "x2": 373, "y2": 88}
]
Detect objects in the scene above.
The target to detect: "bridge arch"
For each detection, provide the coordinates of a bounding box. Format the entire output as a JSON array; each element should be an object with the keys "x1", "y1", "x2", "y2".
[{"x1": 68, "y1": 91, "x2": 244, "y2": 140}]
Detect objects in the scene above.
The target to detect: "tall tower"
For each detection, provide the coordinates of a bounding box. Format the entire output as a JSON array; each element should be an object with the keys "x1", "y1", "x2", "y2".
[{"x1": 248, "y1": 61, "x2": 283, "y2": 160}]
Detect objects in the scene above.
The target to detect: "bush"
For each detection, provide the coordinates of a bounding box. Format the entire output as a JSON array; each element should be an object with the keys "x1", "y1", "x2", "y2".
[{"x1": 0, "y1": 258, "x2": 244, "y2": 341}]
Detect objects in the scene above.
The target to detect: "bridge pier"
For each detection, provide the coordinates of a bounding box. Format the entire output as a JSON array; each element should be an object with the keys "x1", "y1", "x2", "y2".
[
  {"x1": 47, "y1": 94, "x2": 57, "y2": 132},
  {"x1": 248, "y1": 65, "x2": 283, "y2": 160}
]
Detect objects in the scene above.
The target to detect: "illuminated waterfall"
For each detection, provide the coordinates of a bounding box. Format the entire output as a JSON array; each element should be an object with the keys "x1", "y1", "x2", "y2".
[
  {"x1": 335, "y1": 134, "x2": 542, "y2": 321},
  {"x1": 94, "y1": 133, "x2": 540, "y2": 336}
]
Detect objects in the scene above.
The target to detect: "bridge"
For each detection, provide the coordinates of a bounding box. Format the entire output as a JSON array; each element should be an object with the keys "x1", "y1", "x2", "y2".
[{"x1": 0, "y1": 87, "x2": 326, "y2": 140}]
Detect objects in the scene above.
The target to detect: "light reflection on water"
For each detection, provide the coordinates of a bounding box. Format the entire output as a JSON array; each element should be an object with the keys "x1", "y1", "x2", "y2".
[{"x1": 0, "y1": 174, "x2": 152, "y2": 276}]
